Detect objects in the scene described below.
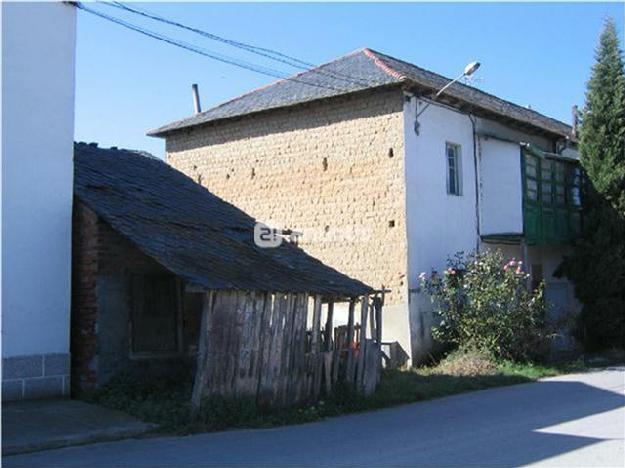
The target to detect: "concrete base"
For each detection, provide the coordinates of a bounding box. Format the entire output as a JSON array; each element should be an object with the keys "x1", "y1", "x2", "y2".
[
  {"x1": 2, "y1": 353, "x2": 70, "y2": 401},
  {"x1": 1, "y1": 399, "x2": 156, "y2": 455}
]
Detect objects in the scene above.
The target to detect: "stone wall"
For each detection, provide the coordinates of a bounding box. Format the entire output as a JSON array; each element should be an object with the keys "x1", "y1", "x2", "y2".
[{"x1": 166, "y1": 89, "x2": 409, "y2": 311}]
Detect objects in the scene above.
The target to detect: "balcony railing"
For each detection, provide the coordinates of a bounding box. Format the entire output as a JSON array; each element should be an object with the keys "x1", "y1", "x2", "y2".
[{"x1": 522, "y1": 145, "x2": 582, "y2": 246}]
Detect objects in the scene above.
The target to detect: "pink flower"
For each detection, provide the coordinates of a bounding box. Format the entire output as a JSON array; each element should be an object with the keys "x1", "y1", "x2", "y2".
[{"x1": 516, "y1": 266, "x2": 523, "y2": 274}]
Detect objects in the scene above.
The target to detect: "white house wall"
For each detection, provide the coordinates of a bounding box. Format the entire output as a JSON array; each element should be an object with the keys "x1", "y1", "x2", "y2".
[
  {"x1": 475, "y1": 117, "x2": 553, "y2": 151},
  {"x1": 1, "y1": 2, "x2": 76, "y2": 399},
  {"x1": 403, "y1": 95, "x2": 478, "y2": 361},
  {"x1": 478, "y1": 137, "x2": 524, "y2": 236},
  {"x1": 402, "y1": 95, "x2": 580, "y2": 362}
]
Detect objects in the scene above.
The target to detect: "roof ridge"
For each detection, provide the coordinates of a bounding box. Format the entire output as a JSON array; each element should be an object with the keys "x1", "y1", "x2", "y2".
[
  {"x1": 369, "y1": 49, "x2": 572, "y2": 131},
  {"x1": 362, "y1": 48, "x2": 406, "y2": 81}
]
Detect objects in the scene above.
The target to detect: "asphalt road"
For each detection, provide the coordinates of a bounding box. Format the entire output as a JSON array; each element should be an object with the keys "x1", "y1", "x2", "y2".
[{"x1": 5, "y1": 368, "x2": 624, "y2": 467}]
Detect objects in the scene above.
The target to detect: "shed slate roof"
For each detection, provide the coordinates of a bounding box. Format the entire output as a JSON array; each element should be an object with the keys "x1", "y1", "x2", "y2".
[
  {"x1": 74, "y1": 142, "x2": 372, "y2": 296},
  {"x1": 148, "y1": 48, "x2": 572, "y2": 139}
]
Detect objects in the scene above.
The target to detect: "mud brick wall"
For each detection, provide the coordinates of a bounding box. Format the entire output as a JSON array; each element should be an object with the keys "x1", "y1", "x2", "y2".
[{"x1": 166, "y1": 88, "x2": 409, "y2": 305}]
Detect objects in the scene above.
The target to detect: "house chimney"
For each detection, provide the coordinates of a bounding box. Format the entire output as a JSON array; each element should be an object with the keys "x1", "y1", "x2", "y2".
[
  {"x1": 192, "y1": 84, "x2": 201, "y2": 114},
  {"x1": 572, "y1": 105, "x2": 578, "y2": 138}
]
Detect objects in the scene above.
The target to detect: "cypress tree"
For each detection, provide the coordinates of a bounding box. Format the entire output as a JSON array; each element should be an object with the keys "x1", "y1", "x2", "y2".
[{"x1": 561, "y1": 18, "x2": 625, "y2": 350}]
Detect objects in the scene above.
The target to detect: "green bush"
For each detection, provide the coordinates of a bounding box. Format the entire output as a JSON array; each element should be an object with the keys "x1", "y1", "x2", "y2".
[{"x1": 419, "y1": 250, "x2": 550, "y2": 362}]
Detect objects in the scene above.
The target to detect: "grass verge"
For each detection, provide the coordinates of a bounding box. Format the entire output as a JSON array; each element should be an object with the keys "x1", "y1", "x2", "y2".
[{"x1": 88, "y1": 350, "x2": 591, "y2": 435}]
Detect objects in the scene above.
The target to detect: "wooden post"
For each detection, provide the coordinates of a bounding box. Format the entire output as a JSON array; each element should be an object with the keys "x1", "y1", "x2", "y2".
[
  {"x1": 345, "y1": 298, "x2": 356, "y2": 384},
  {"x1": 357, "y1": 295, "x2": 369, "y2": 391},
  {"x1": 369, "y1": 297, "x2": 375, "y2": 342},
  {"x1": 191, "y1": 291, "x2": 214, "y2": 411},
  {"x1": 374, "y1": 295, "x2": 383, "y2": 344},
  {"x1": 324, "y1": 301, "x2": 334, "y2": 351},
  {"x1": 311, "y1": 295, "x2": 322, "y2": 353}
]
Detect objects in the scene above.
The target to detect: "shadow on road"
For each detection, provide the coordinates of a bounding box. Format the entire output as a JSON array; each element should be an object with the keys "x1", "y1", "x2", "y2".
[{"x1": 4, "y1": 371, "x2": 625, "y2": 466}]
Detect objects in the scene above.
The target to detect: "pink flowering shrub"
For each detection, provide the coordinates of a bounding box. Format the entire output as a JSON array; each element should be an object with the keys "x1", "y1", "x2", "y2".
[{"x1": 419, "y1": 250, "x2": 549, "y2": 362}]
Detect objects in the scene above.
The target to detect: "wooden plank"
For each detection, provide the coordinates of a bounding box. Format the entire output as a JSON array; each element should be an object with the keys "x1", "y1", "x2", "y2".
[
  {"x1": 345, "y1": 298, "x2": 356, "y2": 387},
  {"x1": 311, "y1": 295, "x2": 322, "y2": 353},
  {"x1": 294, "y1": 293, "x2": 309, "y2": 403},
  {"x1": 235, "y1": 291, "x2": 256, "y2": 396},
  {"x1": 280, "y1": 293, "x2": 296, "y2": 405},
  {"x1": 323, "y1": 351, "x2": 333, "y2": 394},
  {"x1": 362, "y1": 339, "x2": 379, "y2": 396},
  {"x1": 331, "y1": 347, "x2": 341, "y2": 387},
  {"x1": 265, "y1": 293, "x2": 286, "y2": 405},
  {"x1": 225, "y1": 291, "x2": 242, "y2": 396},
  {"x1": 324, "y1": 301, "x2": 334, "y2": 351},
  {"x1": 257, "y1": 293, "x2": 275, "y2": 405},
  {"x1": 251, "y1": 291, "x2": 268, "y2": 400},
  {"x1": 374, "y1": 295, "x2": 383, "y2": 344},
  {"x1": 191, "y1": 290, "x2": 214, "y2": 410},
  {"x1": 311, "y1": 295, "x2": 323, "y2": 399},
  {"x1": 357, "y1": 296, "x2": 369, "y2": 391}
]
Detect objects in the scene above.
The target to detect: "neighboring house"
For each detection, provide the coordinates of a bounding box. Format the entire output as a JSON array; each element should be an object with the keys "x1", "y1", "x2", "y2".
[
  {"x1": 149, "y1": 48, "x2": 582, "y2": 363},
  {"x1": 2, "y1": 2, "x2": 77, "y2": 400},
  {"x1": 72, "y1": 143, "x2": 382, "y2": 406}
]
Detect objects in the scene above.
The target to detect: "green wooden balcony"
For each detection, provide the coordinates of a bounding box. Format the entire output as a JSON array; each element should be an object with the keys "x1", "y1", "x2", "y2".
[{"x1": 522, "y1": 146, "x2": 582, "y2": 246}]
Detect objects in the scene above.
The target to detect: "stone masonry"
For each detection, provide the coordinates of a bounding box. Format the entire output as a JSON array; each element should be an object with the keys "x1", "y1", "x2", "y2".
[
  {"x1": 167, "y1": 89, "x2": 409, "y2": 314},
  {"x1": 2, "y1": 353, "x2": 70, "y2": 401}
]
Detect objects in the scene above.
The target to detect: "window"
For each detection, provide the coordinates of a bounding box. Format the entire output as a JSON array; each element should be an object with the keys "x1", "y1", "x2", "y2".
[
  {"x1": 446, "y1": 143, "x2": 462, "y2": 196},
  {"x1": 130, "y1": 275, "x2": 180, "y2": 356}
]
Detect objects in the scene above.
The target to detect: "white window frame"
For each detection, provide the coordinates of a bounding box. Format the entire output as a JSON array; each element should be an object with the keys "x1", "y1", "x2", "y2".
[{"x1": 446, "y1": 142, "x2": 462, "y2": 196}]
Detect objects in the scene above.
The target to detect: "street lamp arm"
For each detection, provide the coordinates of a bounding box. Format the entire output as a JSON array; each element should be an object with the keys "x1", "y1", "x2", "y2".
[{"x1": 416, "y1": 71, "x2": 466, "y2": 118}]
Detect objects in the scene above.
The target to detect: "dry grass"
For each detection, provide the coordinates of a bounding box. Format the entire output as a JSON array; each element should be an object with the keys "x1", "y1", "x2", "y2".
[{"x1": 433, "y1": 347, "x2": 499, "y2": 377}]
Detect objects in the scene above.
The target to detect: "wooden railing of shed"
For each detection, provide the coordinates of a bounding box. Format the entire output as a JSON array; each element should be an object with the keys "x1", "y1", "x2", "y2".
[{"x1": 191, "y1": 291, "x2": 383, "y2": 409}]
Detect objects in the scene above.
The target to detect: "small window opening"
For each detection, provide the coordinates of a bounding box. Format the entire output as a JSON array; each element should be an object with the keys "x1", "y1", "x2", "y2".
[
  {"x1": 388, "y1": 220, "x2": 395, "y2": 228},
  {"x1": 446, "y1": 143, "x2": 462, "y2": 196},
  {"x1": 322, "y1": 157, "x2": 328, "y2": 171},
  {"x1": 388, "y1": 148, "x2": 394, "y2": 158}
]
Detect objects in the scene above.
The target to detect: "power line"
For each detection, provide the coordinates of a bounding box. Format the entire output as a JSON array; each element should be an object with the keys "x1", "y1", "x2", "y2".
[
  {"x1": 107, "y1": 1, "x2": 315, "y2": 69},
  {"x1": 101, "y1": 1, "x2": 377, "y2": 89},
  {"x1": 75, "y1": 2, "x2": 349, "y2": 93}
]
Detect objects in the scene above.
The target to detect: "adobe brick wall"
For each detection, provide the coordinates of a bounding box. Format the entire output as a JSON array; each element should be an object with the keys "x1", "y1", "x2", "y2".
[{"x1": 166, "y1": 88, "x2": 409, "y2": 307}]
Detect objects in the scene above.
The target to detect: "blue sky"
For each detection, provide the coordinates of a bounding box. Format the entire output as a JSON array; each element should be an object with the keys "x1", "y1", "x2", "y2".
[{"x1": 75, "y1": 2, "x2": 625, "y2": 158}]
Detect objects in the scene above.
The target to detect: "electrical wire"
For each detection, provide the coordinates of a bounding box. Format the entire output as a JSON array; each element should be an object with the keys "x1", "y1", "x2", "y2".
[
  {"x1": 75, "y1": 2, "x2": 349, "y2": 93},
  {"x1": 101, "y1": 1, "x2": 378, "y2": 89}
]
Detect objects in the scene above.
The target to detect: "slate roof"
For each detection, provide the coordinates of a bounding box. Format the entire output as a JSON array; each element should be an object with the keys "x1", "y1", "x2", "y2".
[
  {"x1": 74, "y1": 142, "x2": 372, "y2": 296},
  {"x1": 148, "y1": 48, "x2": 572, "y2": 139}
]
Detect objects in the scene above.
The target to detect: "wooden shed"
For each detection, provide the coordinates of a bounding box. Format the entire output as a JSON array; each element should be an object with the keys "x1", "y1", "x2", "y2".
[{"x1": 72, "y1": 143, "x2": 384, "y2": 408}]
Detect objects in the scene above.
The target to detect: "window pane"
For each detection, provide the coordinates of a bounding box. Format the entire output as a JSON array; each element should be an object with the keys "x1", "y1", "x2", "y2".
[
  {"x1": 525, "y1": 156, "x2": 538, "y2": 178},
  {"x1": 542, "y1": 182, "x2": 553, "y2": 204},
  {"x1": 446, "y1": 144, "x2": 461, "y2": 195},
  {"x1": 571, "y1": 187, "x2": 581, "y2": 206},
  {"x1": 555, "y1": 163, "x2": 565, "y2": 182},
  {"x1": 556, "y1": 185, "x2": 566, "y2": 205}
]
